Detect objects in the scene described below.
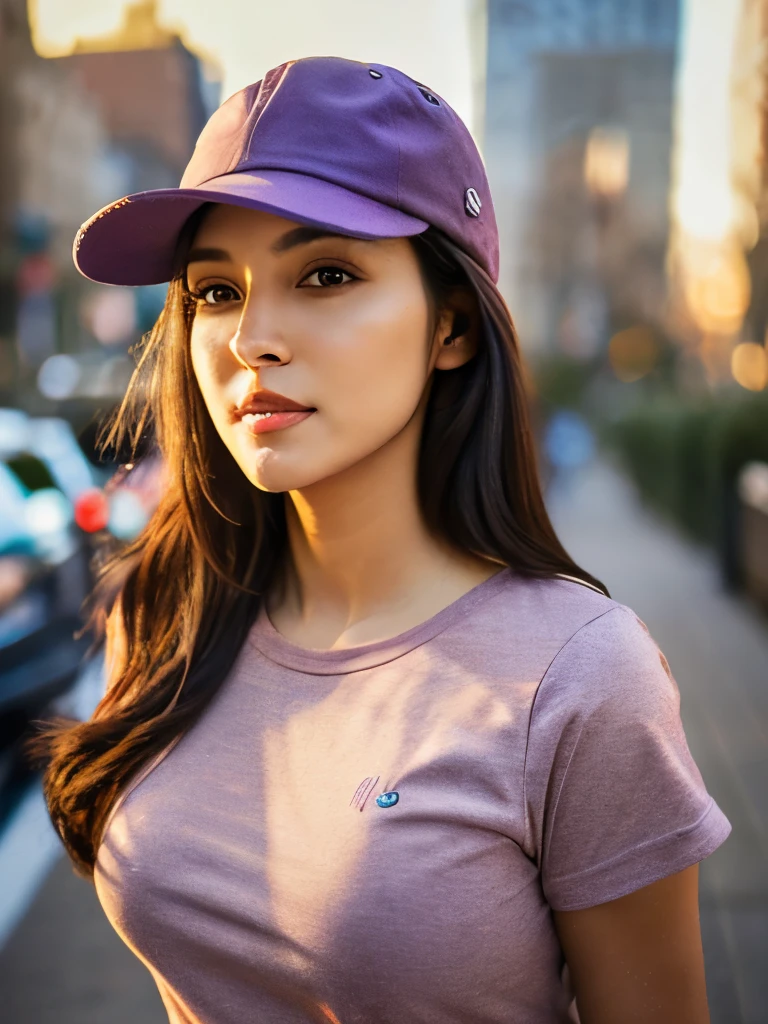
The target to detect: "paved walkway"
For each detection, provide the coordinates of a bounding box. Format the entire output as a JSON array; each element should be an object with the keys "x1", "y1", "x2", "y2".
[
  {"x1": 0, "y1": 452, "x2": 766, "y2": 1022},
  {"x1": 547, "y1": 453, "x2": 768, "y2": 1024}
]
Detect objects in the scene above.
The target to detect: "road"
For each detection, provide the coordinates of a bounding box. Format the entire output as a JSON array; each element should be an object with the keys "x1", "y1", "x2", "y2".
[{"x1": 0, "y1": 452, "x2": 766, "y2": 1022}]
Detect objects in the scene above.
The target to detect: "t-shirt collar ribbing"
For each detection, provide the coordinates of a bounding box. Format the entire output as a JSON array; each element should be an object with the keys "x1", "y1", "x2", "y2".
[{"x1": 247, "y1": 567, "x2": 514, "y2": 674}]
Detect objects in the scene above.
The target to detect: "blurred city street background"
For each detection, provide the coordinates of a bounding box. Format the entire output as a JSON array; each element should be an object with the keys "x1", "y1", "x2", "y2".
[{"x1": 0, "y1": 1, "x2": 767, "y2": 1022}]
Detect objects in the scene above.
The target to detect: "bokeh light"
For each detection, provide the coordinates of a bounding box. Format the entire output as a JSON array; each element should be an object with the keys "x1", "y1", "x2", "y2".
[
  {"x1": 543, "y1": 410, "x2": 595, "y2": 470},
  {"x1": 583, "y1": 126, "x2": 630, "y2": 199},
  {"x1": 73, "y1": 488, "x2": 110, "y2": 532},
  {"x1": 107, "y1": 488, "x2": 149, "y2": 540},
  {"x1": 608, "y1": 326, "x2": 660, "y2": 383},
  {"x1": 738, "y1": 461, "x2": 768, "y2": 510},
  {"x1": 25, "y1": 487, "x2": 74, "y2": 535},
  {"x1": 37, "y1": 354, "x2": 82, "y2": 400},
  {"x1": 681, "y1": 242, "x2": 751, "y2": 335},
  {"x1": 80, "y1": 288, "x2": 137, "y2": 345},
  {"x1": 731, "y1": 341, "x2": 768, "y2": 391}
]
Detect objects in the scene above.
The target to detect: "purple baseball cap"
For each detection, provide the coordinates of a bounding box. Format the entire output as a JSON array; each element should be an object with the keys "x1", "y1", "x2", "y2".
[{"x1": 73, "y1": 55, "x2": 499, "y2": 286}]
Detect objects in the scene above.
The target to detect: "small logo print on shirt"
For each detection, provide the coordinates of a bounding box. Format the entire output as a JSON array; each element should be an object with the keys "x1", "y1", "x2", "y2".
[{"x1": 350, "y1": 776, "x2": 400, "y2": 812}]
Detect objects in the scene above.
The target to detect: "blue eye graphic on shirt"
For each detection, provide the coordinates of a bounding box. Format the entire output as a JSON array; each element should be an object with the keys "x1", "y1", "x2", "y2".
[{"x1": 350, "y1": 776, "x2": 400, "y2": 811}]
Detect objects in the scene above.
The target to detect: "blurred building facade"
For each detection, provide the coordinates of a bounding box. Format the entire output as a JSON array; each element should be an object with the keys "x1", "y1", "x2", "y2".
[
  {"x1": 664, "y1": 0, "x2": 768, "y2": 394},
  {"x1": 740, "y1": 0, "x2": 768, "y2": 352},
  {"x1": 485, "y1": 0, "x2": 680, "y2": 355},
  {"x1": 50, "y1": 0, "x2": 219, "y2": 195},
  {"x1": 0, "y1": 0, "x2": 219, "y2": 428},
  {"x1": 0, "y1": 0, "x2": 114, "y2": 405}
]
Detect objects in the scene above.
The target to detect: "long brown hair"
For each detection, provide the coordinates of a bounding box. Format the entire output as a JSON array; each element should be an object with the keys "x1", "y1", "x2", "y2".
[{"x1": 28, "y1": 211, "x2": 609, "y2": 879}]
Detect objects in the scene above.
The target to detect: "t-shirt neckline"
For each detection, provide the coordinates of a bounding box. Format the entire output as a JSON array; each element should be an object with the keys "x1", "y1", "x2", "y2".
[{"x1": 247, "y1": 566, "x2": 514, "y2": 674}]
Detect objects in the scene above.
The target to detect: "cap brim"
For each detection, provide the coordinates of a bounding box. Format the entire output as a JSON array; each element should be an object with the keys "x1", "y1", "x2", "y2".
[{"x1": 73, "y1": 169, "x2": 430, "y2": 286}]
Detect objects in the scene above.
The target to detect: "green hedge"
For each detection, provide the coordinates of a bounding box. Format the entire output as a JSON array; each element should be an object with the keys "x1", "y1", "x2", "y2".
[{"x1": 605, "y1": 391, "x2": 768, "y2": 548}]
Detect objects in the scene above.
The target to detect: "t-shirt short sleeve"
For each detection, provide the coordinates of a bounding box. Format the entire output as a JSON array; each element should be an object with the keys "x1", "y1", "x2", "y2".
[{"x1": 524, "y1": 604, "x2": 732, "y2": 912}]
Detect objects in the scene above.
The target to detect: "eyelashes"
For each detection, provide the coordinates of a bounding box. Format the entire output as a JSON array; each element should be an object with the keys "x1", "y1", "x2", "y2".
[
  {"x1": 189, "y1": 265, "x2": 358, "y2": 306},
  {"x1": 301, "y1": 266, "x2": 357, "y2": 289},
  {"x1": 190, "y1": 284, "x2": 239, "y2": 305}
]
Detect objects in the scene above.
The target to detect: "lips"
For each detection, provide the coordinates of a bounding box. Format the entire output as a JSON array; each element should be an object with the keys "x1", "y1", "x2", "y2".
[{"x1": 233, "y1": 388, "x2": 315, "y2": 420}]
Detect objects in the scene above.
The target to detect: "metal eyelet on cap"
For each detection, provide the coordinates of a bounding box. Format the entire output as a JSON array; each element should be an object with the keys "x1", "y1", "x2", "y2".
[
  {"x1": 369, "y1": 69, "x2": 383, "y2": 78},
  {"x1": 464, "y1": 187, "x2": 481, "y2": 217},
  {"x1": 417, "y1": 85, "x2": 440, "y2": 105}
]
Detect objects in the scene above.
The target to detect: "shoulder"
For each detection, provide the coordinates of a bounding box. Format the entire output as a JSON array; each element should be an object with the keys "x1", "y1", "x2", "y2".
[
  {"x1": 532, "y1": 594, "x2": 676, "y2": 726},
  {"x1": 450, "y1": 570, "x2": 666, "y2": 709},
  {"x1": 477, "y1": 569, "x2": 626, "y2": 654}
]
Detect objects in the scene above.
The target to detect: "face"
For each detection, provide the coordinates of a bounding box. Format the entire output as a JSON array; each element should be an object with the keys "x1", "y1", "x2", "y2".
[{"x1": 186, "y1": 203, "x2": 470, "y2": 494}]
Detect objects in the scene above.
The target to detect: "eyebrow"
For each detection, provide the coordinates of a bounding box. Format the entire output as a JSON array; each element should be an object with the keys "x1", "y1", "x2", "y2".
[{"x1": 186, "y1": 227, "x2": 360, "y2": 266}]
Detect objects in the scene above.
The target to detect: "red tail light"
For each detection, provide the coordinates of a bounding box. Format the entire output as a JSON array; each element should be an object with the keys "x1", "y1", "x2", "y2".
[{"x1": 74, "y1": 488, "x2": 110, "y2": 533}]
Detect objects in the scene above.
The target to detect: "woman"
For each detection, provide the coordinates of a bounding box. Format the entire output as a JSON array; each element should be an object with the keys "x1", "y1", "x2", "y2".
[{"x1": 34, "y1": 57, "x2": 730, "y2": 1023}]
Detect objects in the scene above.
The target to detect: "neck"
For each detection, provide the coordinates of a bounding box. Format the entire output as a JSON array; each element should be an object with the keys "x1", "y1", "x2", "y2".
[{"x1": 269, "y1": 414, "x2": 497, "y2": 638}]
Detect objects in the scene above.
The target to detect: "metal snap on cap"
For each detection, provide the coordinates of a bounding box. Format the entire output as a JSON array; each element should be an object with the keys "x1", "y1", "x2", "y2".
[
  {"x1": 464, "y1": 187, "x2": 481, "y2": 217},
  {"x1": 417, "y1": 86, "x2": 440, "y2": 106},
  {"x1": 376, "y1": 791, "x2": 399, "y2": 808}
]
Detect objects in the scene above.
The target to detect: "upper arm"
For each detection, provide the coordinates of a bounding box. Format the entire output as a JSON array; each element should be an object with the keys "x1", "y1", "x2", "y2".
[
  {"x1": 525, "y1": 607, "x2": 731, "y2": 912},
  {"x1": 553, "y1": 863, "x2": 711, "y2": 1024}
]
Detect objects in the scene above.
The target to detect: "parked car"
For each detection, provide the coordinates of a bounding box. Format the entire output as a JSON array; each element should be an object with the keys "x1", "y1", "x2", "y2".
[{"x1": 0, "y1": 411, "x2": 98, "y2": 819}]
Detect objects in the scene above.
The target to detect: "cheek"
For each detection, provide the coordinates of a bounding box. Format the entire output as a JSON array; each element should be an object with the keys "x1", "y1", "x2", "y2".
[
  {"x1": 189, "y1": 321, "x2": 235, "y2": 424},
  {"x1": 185, "y1": 289, "x2": 432, "y2": 494},
  {"x1": 319, "y1": 292, "x2": 430, "y2": 432}
]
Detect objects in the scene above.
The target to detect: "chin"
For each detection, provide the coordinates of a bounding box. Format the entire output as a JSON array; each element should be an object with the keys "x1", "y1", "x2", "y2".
[
  {"x1": 237, "y1": 449, "x2": 329, "y2": 494},
  {"x1": 231, "y1": 422, "x2": 405, "y2": 494}
]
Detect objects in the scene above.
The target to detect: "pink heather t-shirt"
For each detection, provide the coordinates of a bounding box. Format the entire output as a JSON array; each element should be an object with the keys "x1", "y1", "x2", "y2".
[{"x1": 94, "y1": 568, "x2": 731, "y2": 1024}]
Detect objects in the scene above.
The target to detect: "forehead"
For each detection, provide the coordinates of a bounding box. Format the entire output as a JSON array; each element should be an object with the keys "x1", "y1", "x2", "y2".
[
  {"x1": 187, "y1": 202, "x2": 417, "y2": 268},
  {"x1": 191, "y1": 203, "x2": 373, "y2": 252},
  {"x1": 193, "y1": 203, "x2": 304, "y2": 243}
]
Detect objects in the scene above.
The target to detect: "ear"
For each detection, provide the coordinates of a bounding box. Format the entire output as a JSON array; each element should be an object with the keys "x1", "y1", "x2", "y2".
[{"x1": 432, "y1": 288, "x2": 481, "y2": 371}]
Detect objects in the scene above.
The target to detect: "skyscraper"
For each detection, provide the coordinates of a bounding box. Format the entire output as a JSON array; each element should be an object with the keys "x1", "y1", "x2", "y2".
[{"x1": 485, "y1": 0, "x2": 680, "y2": 352}]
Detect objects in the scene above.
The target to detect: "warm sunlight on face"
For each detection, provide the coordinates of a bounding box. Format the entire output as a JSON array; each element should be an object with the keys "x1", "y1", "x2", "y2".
[{"x1": 187, "y1": 204, "x2": 438, "y2": 494}]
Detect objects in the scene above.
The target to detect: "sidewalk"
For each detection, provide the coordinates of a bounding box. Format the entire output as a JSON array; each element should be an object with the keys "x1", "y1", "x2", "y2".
[
  {"x1": 547, "y1": 453, "x2": 768, "y2": 1024},
  {"x1": 0, "y1": 852, "x2": 166, "y2": 1024},
  {"x1": 0, "y1": 453, "x2": 765, "y2": 1022}
]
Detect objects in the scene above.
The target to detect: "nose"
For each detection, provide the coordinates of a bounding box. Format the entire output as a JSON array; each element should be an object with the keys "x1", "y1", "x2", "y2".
[{"x1": 229, "y1": 295, "x2": 292, "y2": 369}]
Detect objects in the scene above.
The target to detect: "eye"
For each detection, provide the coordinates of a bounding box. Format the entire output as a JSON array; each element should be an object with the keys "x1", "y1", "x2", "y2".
[
  {"x1": 300, "y1": 265, "x2": 357, "y2": 289},
  {"x1": 193, "y1": 284, "x2": 240, "y2": 306}
]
